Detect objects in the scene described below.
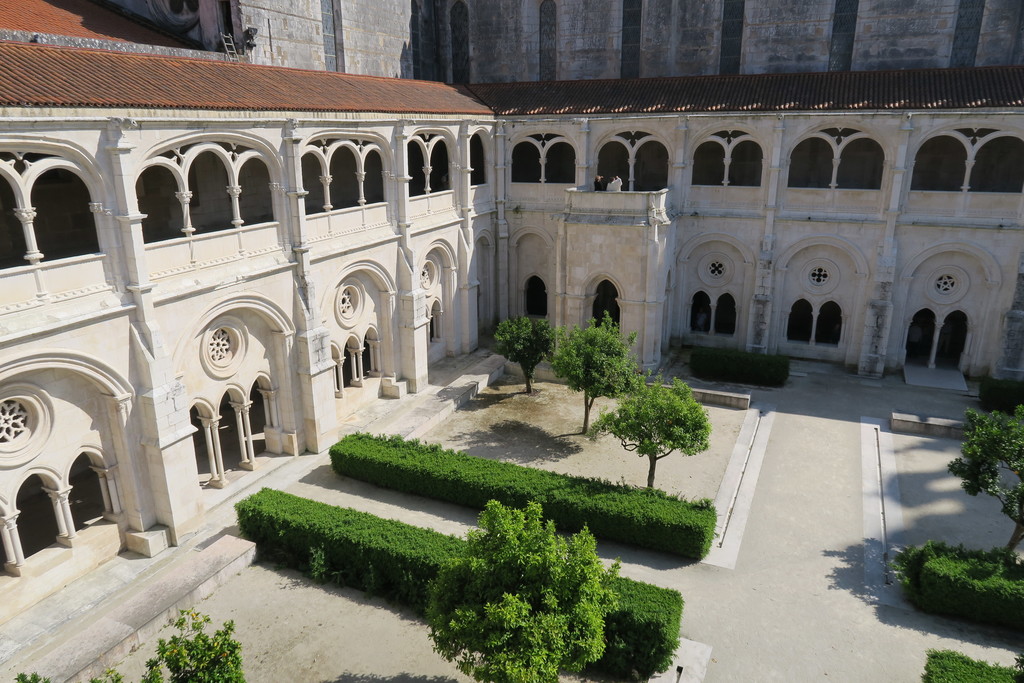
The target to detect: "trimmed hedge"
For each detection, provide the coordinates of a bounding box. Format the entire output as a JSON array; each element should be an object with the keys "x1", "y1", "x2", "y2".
[
  {"x1": 329, "y1": 432, "x2": 717, "y2": 559},
  {"x1": 979, "y1": 377, "x2": 1024, "y2": 414},
  {"x1": 236, "y1": 488, "x2": 682, "y2": 680},
  {"x1": 922, "y1": 650, "x2": 1019, "y2": 683},
  {"x1": 892, "y1": 541, "x2": 1024, "y2": 631},
  {"x1": 689, "y1": 347, "x2": 789, "y2": 387}
]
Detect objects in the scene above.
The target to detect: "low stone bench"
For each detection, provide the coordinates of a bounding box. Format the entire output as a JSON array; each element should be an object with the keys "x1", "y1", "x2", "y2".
[{"x1": 890, "y1": 412, "x2": 964, "y2": 440}]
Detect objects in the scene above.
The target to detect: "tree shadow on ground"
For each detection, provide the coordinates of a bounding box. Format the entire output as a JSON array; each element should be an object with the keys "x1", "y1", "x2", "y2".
[
  {"x1": 823, "y1": 543, "x2": 1021, "y2": 651},
  {"x1": 441, "y1": 419, "x2": 583, "y2": 464}
]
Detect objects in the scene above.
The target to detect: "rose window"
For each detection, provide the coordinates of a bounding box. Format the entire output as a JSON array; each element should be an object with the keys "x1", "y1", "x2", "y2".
[
  {"x1": 708, "y1": 261, "x2": 725, "y2": 278},
  {"x1": 339, "y1": 288, "x2": 355, "y2": 317},
  {"x1": 935, "y1": 274, "x2": 957, "y2": 294},
  {"x1": 420, "y1": 264, "x2": 433, "y2": 289},
  {"x1": 208, "y1": 328, "x2": 232, "y2": 362},
  {"x1": 809, "y1": 267, "x2": 830, "y2": 285},
  {"x1": 0, "y1": 399, "x2": 29, "y2": 444}
]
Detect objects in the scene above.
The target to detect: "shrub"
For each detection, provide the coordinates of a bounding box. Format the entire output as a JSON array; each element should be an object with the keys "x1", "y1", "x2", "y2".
[
  {"x1": 922, "y1": 650, "x2": 1019, "y2": 683},
  {"x1": 892, "y1": 541, "x2": 1024, "y2": 630},
  {"x1": 235, "y1": 488, "x2": 682, "y2": 680},
  {"x1": 689, "y1": 347, "x2": 789, "y2": 386},
  {"x1": 979, "y1": 377, "x2": 1024, "y2": 414},
  {"x1": 329, "y1": 433, "x2": 717, "y2": 559}
]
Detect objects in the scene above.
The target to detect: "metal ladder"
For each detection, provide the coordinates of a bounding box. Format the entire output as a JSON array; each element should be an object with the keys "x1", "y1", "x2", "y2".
[{"x1": 221, "y1": 33, "x2": 239, "y2": 61}]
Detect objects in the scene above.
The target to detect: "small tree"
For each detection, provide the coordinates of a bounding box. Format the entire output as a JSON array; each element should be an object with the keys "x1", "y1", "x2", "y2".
[
  {"x1": 549, "y1": 313, "x2": 643, "y2": 433},
  {"x1": 493, "y1": 316, "x2": 555, "y2": 394},
  {"x1": 948, "y1": 406, "x2": 1024, "y2": 550},
  {"x1": 141, "y1": 610, "x2": 245, "y2": 683},
  {"x1": 427, "y1": 500, "x2": 619, "y2": 683},
  {"x1": 592, "y1": 377, "x2": 711, "y2": 488}
]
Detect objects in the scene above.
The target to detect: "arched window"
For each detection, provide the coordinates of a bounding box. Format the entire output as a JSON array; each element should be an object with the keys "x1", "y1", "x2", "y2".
[
  {"x1": 511, "y1": 142, "x2": 542, "y2": 182},
  {"x1": 0, "y1": 175, "x2": 26, "y2": 268},
  {"x1": 970, "y1": 137, "x2": 1024, "y2": 193},
  {"x1": 692, "y1": 142, "x2": 726, "y2": 186},
  {"x1": 450, "y1": 1, "x2": 470, "y2": 83},
  {"x1": 408, "y1": 142, "x2": 426, "y2": 196},
  {"x1": 906, "y1": 308, "x2": 936, "y2": 360},
  {"x1": 911, "y1": 137, "x2": 966, "y2": 191},
  {"x1": 787, "y1": 299, "x2": 813, "y2": 341},
  {"x1": 597, "y1": 141, "x2": 630, "y2": 183},
  {"x1": 634, "y1": 141, "x2": 669, "y2": 191},
  {"x1": 300, "y1": 153, "x2": 326, "y2": 214},
  {"x1": 620, "y1": 0, "x2": 641, "y2": 78},
  {"x1": 835, "y1": 138, "x2": 883, "y2": 190},
  {"x1": 16, "y1": 475, "x2": 60, "y2": 558},
  {"x1": 545, "y1": 142, "x2": 576, "y2": 183},
  {"x1": 525, "y1": 275, "x2": 547, "y2": 316},
  {"x1": 429, "y1": 141, "x2": 450, "y2": 191},
  {"x1": 363, "y1": 150, "x2": 385, "y2": 204},
  {"x1": 788, "y1": 139, "x2": 834, "y2": 188},
  {"x1": 187, "y1": 152, "x2": 233, "y2": 233},
  {"x1": 729, "y1": 140, "x2": 763, "y2": 187},
  {"x1": 938, "y1": 310, "x2": 968, "y2": 365},
  {"x1": 470, "y1": 134, "x2": 486, "y2": 185},
  {"x1": 248, "y1": 382, "x2": 268, "y2": 458},
  {"x1": 593, "y1": 280, "x2": 620, "y2": 325},
  {"x1": 690, "y1": 291, "x2": 711, "y2": 332},
  {"x1": 31, "y1": 168, "x2": 99, "y2": 260},
  {"x1": 238, "y1": 158, "x2": 274, "y2": 224},
  {"x1": 539, "y1": 0, "x2": 557, "y2": 81},
  {"x1": 815, "y1": 301, "x2": 842, "y2": 344},
  {"x1": 137, "y1": 166, "x2": 183, "y2": 242},
  {"x1": 715, "y1": 293, "x2": 737, "y2": 335},
  {"x1": 68, "y1": 453, "x2": 106, "y2": 531},
  {"x1": 411, "y1": 0, "x2": 422, "y2": 79},
  {"x1": 330, "y1": 147, "x2": 360, "y2": 209},
  {"x1": 429, "y1": 300, "x2": 443, "y2": 341}
]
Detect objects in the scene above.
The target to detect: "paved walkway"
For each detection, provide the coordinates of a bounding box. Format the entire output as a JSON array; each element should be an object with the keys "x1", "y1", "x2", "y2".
[{"x1": 2, "y1": 349, "x2": 1021, "y2": 682}]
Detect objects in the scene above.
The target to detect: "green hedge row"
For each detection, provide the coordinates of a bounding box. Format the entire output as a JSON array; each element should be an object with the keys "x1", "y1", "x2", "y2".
[
  {"x1": 235, "y1": 488, "x2": 682, "y2": 680},
  {"x1": 892, "y1": 541, "x2": 1024, "y2": 631},
  {"x1": 329, "y1": 433, "x2": 717, "y2": 559},
  {"x1": 979, "y1": 377, "x2": 1024, "y2": 414},
  {"x1": 689, "y1": 347, "x2": 789, "y2": 387},
  {"x1": 922, "y1": 650, "x2": 1019, "y2": 683}
]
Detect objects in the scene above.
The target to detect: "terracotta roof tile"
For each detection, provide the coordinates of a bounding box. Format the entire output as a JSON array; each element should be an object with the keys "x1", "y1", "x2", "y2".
[
  {"x1": 466, "y1": 68, "x2": 1024, "y2": 115},
  {"x1": 0, "y1": 41, "x2": 493, "y2": 114},
  {"x1": 0, "y1": 0, "x2": 190, "y2": 49}
]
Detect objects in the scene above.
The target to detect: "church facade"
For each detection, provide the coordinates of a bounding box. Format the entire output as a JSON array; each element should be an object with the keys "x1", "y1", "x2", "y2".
[{"x1": 1, "y1": 38, "x2": 1024, "y2": 620}]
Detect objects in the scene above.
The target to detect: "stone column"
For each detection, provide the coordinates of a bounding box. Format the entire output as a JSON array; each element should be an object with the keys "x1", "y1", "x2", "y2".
[
  {"x1": 200, "y1": 417, "x2": 226, "y2": 488},
  {"x1": 227, "y1": 185, "x2": 243, "y2": 228},
  {"x1": 231, "y1": 400, "x2": 256, "y2": 470},
  {"x1": 320, "y1": 175, "x2": 333, "y2": 211},
  {"x1": 13, "y1": 207, "x2": 42, "y2": 264},
  {"x1": 45, "y1": 486, "x2": 76, "y2": 541},
  {"x1": 175, "y1": 191, "x2": 194, "y2": 236},
  {"x1": 494, "y1": 121, "x2": 510, "y2": 322},
  {"x1": 2, "y1": 514, "x2": 25, "y2": 569}
]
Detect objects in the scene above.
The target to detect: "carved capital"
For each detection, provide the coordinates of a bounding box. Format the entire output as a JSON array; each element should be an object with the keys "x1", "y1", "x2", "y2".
[{"x1": 13, "y1": 208, "x2": 35, "y2": 223}]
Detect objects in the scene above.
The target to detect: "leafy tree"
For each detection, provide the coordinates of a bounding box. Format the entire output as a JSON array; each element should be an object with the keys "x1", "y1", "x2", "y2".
[
  {"x1": 426, "y1": 500, "x2": 619, "y2": 683},
  {"x1": 549, "y1": 313, "x2": 643, "y2": 433},
  {"x1": 592, "y1": 376, "x2": 711, "y2": 488},
  {"x1": 949, "y1": 406, "x2": 1024, "y2": 550},
  {"x1": 493, "y1": 316, "x2": 555, "y2": 394},
  {"x1": 141, "y1": 610, "x2": 245, "y2": 683}
]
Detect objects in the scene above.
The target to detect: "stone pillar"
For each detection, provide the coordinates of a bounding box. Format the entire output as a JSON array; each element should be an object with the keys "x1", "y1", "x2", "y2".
[
  {"x1": 175, "y1": 191, "x2": 194, "y2": 236},
  {"x1": 494, "y1": 122, "x2": 510, "y2": 322},
  {"x1": 227, "y1": 185, "x2": 243, "y2": 228},
  {"x1": 199, "y1": 416, "x2": 226, "y2": 488},
  {"x1": 2, "y1": 514, "x2": 25, "y2": 569},
  {"x1": 320, "y1": 175, "x2": 333, "y2": 211},
  {"x1": 45, "y1": 487, "x2": 76, "y2": 542},
  {"x1": 231, "y1": 400, "x2": 256, "y2": 470},
  {"x1": 13, "y1": 207, "x2": 42, "y2": 264}
]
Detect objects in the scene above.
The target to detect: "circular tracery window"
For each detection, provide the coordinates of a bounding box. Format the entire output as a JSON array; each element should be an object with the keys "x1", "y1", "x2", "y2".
[
  {"x1": 935, "y1": 274, "x2": 957, "y2": 294},
  {"x1": 200, "y1": 320, "x2": 247, "y2": 379},
  {"x1": 0, "y1": 385, "x2": 52, "y2": 465},
  {"x1": 809, "y1": 267, "x2": 830, "y2": 285},
  {"x1": 708, "y1": 261, "x2": 725, "y2": 278},
  {"x1": 421, "y1": 261, "x2": 438, "y2": 289},
  {"x1": 208, "y1": 328, "x2": 232, "y2": 363},
  {"x1": 0, "y1": 399, "x2": 29, "y2": 444}
]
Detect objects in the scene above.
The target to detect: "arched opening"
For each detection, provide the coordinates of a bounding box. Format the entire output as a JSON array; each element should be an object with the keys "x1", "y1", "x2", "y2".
[
  {"x1": 937, "y1": 310, "x2": 968, "y2": 366},
  {"x1": 248, "y1": 382, "x2": 268, "y2": 458},
  {"x1": 16, "y1": 475, "x2": 59, "y2": 558},
  {"x1": 342, "y1": 339, "x2": 357, "y2": 387},
  {"x1": 788, "y1": 138, "x2": 834, "y2": 188},
  {"x1": 329, "y1": 147, "x2": 360, "y2": 209},
  {"x1": 511, "y1": 142, "x2": 542, "y2": 182},
  {"x1": 692, "y1": 142, "x2": 725, "y2": 186},
  {"x1": 0, "y1": 176, "x2": 26, "y2": 268},
  {"x1": 450, "y1": 1, "x2": 470, "y2": 83},
  {"x1": 544, "y1": 142, "x2": 576, "y2": 183},
  {"x1": 237, "y1": 157, "x2": 274, "y2": 224},
  {"x1": 31, "y1": 168, "x2": 99, "y2": 260},
  {"x1": 470, "y1": 134, "x2": 486, "y2": 185},
  {"x1": 836, "y1": 138, "x2": 884, "y2": 189},
  {"x1": 525, "y1": 275, "x2": 547, "y2": 316},
  {"x1": 331, "y1": 343, "x2": 344, "y2": 393},
  {"x1": 634, "y1": 141, "x2": 669, "y2": 190},
  {"x1": 190, "y1": 405, "x2": 214, "y2": 483},
  {"x1": 364, "y1": 149, "x2": 385, "y2": 204},
  {"x1": 539, "y1": 0, "x2": 557, "y2": 80},
  {"x1": 300, "y1": 153, "x2": 326, "y2": 214},
  {"x1": 592, "y1": 280, "x2": 620, "y2": 325},
  {"x1": 690, "y1": 291, "x2": 711, "y2": 332},
  {"x1": 906, "y1": 308, "x2": 936, "y2": 362},
  {"x1": 787, "y1": 299, "x2": 813, "y2": 341},
  {"x1": 911, "y1": 137, "x2": 966, "y2": 191},
  {"x1": 597, "y1": 141, "x2": 629, "y2": 184},
  {"x1": 429, "y1": 300, "x2": 442, "y2": 341},
  {"x1": 729, "y1": 140, "x2": 763, "y2": 187},
  {"x1": 68, "y1": 453, "x2": 105, "y2": 531},
  {"x1": 429, "y1": 142, "x2": 450, "y2": 191},
  {"x1": 187, "y1": 152, "x2": 233, "y2": 233},
  {"x1": 137, "y1": 165, "x2": 183, "y2": 242},
  {"x1": 217, "y1": 393, "x2": 243, "y2": 473},
  {"x1": 971, "y1": 137, "x2": 1024, "y2": 193},
  {"x1": 365, "y1": 329, "x2": 380, "y2": 375},
  {"x1": 408, "y1": 143, "x2": 426, "y2": 197},
  {"x1": 714, "y1": 293, "x2": 737, "y2": 335},
  {"x1": 815, "y1": 301, "x2": 843, "y2": 345}
]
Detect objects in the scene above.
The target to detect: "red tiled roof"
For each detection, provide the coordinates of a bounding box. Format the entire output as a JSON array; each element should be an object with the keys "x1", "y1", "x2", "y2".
[
  {"x1": 466, "y1": 67, "x2": 1024, "y2": 115},
  {"x1": 0, "y1": 0, "x2": 191, "y2": 49},
  {"x1": 0, "y1": 41, "x2": 493, "y2": 114}
]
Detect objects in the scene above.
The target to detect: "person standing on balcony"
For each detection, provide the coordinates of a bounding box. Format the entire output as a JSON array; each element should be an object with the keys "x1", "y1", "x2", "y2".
[
  {"x1": 608, "y1": 175, "x2": 623, "y2": 191},
  {"x1": 594, "y1": 175, "x2": 606, "y2": 191}
]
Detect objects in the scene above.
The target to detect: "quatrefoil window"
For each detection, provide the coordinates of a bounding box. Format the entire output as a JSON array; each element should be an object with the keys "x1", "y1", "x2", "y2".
[
  {"x1": 708, "y1": 261, "x2": 725, "y2": 278},
  {"x1": 809, "y1": 267, "x2": 830, "y2": 285},
  {"x1": 935, "y1": 274, "x2": 957, "y2": 294},
  {"x1": 208, "y1": 328, "x2": 233, "y2": 362},
  {"x1": 0, "y1": 399, "x2": 29, "y2": 444}
]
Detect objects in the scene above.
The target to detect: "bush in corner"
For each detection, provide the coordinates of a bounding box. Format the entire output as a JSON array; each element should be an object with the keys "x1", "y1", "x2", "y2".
[
  {"x1": 979, "y1": 376, "x2": 1024, "y2": 414},
  {"x1": 922, "y1": 650, "x2": 1019, "y2": 683},
  {"x1": 689, "y1": 347, "x2": 788, "y2": 387}
]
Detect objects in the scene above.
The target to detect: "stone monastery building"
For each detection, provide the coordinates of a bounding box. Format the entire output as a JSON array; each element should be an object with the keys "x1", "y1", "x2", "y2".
[{"x1": 2, "y1": 0, "x2": 1024, "y2": 620}]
